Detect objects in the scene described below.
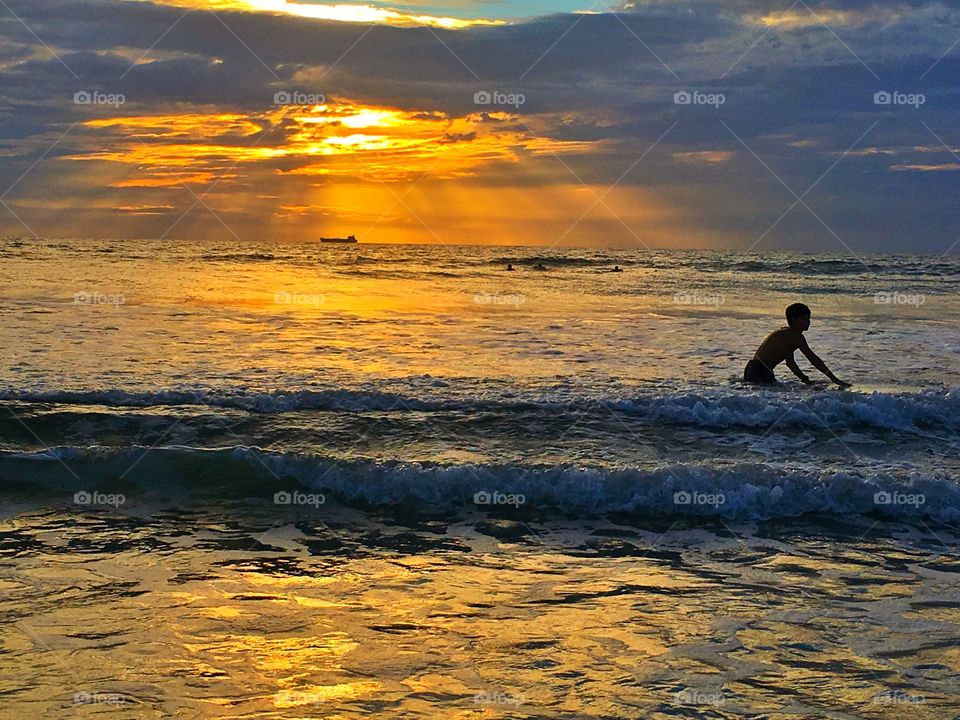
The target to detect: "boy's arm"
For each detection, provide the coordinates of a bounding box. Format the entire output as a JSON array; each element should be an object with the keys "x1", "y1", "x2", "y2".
[
  {"x1": 798, "y1": 337, "x2": 851, "y2": 387},
  {"x1": 785, "y1": 354, "x2": 812, "y2": 384}
]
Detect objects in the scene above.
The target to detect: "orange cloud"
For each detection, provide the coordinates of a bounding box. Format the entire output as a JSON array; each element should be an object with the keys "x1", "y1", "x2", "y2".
[{"x1": 65, "y1": 102, "x2": 607, "y2": 187}]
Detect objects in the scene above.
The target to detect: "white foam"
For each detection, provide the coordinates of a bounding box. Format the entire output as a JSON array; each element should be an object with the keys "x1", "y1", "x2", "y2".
[
  {"x1": 1, "y1": 386, "x2": 958, "y2": 433},
  {"x1": 4, "y1": 445, "x2": 957, "y2": 522}
]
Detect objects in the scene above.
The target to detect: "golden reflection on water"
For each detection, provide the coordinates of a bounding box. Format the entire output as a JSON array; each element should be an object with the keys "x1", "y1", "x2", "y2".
[{"x1": 2, "y1": 511, "x2": 960, "y2": 718}]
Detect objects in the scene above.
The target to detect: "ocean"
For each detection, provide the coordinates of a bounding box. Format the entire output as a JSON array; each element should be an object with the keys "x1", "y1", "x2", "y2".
[{"x1": 1, "y1": 237, "x2": 959, "y2": 717}]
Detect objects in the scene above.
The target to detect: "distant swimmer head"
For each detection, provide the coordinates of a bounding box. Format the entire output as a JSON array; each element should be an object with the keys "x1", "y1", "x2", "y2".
[
  {"x1": 506, "y1": 263, "x2": 515, "y2": 271},
  {"x1": 786, "y1": 302, "x2": 811, "y2": 331},
  {"x1": 611, "y1": 265, "x2": 622, "y2": 272}
]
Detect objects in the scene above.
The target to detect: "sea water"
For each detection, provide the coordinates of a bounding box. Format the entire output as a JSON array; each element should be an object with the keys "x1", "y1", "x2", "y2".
[{"x1": 1, "y1": 237, "x2": 958, "y2": 717}]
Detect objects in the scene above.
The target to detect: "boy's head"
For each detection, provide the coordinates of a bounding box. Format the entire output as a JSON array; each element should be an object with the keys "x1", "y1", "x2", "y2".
[{"x1": 786, "y1": 302, "x2": 811, "y2": 331}]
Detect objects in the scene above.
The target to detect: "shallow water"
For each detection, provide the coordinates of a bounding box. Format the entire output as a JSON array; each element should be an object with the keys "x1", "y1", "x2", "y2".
[{"x1": 3, "y1": 502, "x2": 959, "y2": 718}]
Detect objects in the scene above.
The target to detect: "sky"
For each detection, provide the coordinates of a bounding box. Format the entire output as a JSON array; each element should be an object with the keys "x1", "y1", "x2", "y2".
[{"x1": 1, "y1": 0, "x2": 959, "y2": 251}]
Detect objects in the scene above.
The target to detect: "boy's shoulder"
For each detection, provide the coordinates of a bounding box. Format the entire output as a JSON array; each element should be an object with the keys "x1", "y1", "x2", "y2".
[
  {"x1": 768, "y1": 325, "x2": 804, "y2": 343},
  {"x1": 780, "y1": 325, "x2": 806, "y2": 344}
]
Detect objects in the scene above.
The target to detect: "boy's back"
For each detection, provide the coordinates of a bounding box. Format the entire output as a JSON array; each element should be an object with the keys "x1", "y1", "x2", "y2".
[{"x1": 754, "y1": 326, "x2": 805, "y2": 368}]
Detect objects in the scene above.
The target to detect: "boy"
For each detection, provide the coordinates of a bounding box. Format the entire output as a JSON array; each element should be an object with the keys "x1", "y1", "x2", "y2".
[{"x1": 744, "y1": 303, "x2": 851, "y2": 387}]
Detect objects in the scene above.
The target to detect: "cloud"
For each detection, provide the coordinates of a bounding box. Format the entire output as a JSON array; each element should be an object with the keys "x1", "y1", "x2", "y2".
[
  {"x1": 672, "y1": 150, "x2": 735, "y2": 163},
  {"x1": 891, "y1": 162, "x2": 960, "y2": 171},
  {"x1": 0, "y1": 0, "x2": 958, "y2": 250},
  {"x1": 135, "y1": 0, "x2": 505, "y2": 28}
]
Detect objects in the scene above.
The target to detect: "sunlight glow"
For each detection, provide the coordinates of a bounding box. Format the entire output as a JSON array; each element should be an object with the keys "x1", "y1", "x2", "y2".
[
  {"x1": 138, "y1": 0, "x2": 503, "y2": 28},
  {"x1": 67, "y1": 101, "x2": 606, "y2": 187},
  {"x1": 751, "y1": 7, "x2": 903, "y2": 28}
]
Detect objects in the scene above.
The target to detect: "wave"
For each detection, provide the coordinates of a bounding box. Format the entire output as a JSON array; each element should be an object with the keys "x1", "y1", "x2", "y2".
[
  {"x1": 709, "y1": 257, "x2": 960, "y2": 277},
  {"x1": 724, "y1": 259, "x2": 875, "y2": 275},
  {"x1": 489, "y1": 256, "x2": 627, "y2": 268},
  {"x1": 3, "y1": 445, "x2": 957, "y2": 522},
  {"x1": 480, "y1": 254, "x2": 960, "y2": 278},
  {"x1": 2, "y1": 387, "x2": 959, "y2": 433},
  {"x1": 199, "y1": 252, "x2": 294, "y2": 262}
]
